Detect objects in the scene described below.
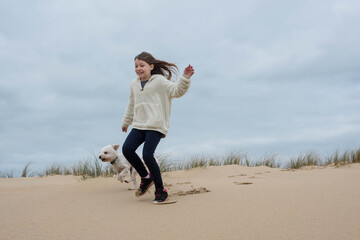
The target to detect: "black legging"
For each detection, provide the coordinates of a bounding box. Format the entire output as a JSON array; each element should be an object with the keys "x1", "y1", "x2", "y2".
[{"x1": 122, "y1": 128, "x2": 164, "y2": 190}]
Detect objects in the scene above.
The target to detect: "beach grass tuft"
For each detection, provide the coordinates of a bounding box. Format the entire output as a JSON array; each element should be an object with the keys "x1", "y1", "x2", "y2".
[
  {"x1": 21, "y1": 162, "x2": 34, "y2": 178},
  {"x1": 223, "y1": 152, "x2": 246, "y2": 166},
  {"x1": 253, "y1": 154, "x2": 280, "y2": 168},
  {"x1": 157, "y1": 153, "x2": 176, "y2": 173},
  {"x1": 286, "y1": 151, "x2": 321, "y2": 169},
  {"x1": 176, "y1": 152, "x2": 281, "y2": 170},
  {"x1": 0, "y1": 170, "x2": 14, "y2": 178},
  {"x1": 42, "y1": 156, "x2": 116, "y2": 179}
]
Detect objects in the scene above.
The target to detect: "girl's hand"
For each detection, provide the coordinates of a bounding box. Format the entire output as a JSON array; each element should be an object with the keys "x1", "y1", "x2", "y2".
[
  {"x1": 122, "y1": 126, "x2": 128, "y2": 133},
  {"x1": 184, "y1": 64, "x2": 194, "y2": 78}
]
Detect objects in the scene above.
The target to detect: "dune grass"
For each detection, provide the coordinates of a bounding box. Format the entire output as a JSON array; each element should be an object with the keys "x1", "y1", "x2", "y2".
[
  {"x1": 42, "y1": 158, "x2": 117, "y2": 179},
  {"x1": 21, "y1": 162, "x2": 35, "y2": 178},
  {"x1": 286, "y1": 148, "x2": 360, "y2": 169},
  {"x1": 175, "y1": 152, "x2": 280, "y2": 170},
  {"x1": 286, "y1": 152, "x2": 321, "y2": 169},
  {"x1": 0, "y1": 170, "x2": 14, "y2": 178},
  {"x1": 1, "y1": 147, "x2": 359, "y2": 178}
]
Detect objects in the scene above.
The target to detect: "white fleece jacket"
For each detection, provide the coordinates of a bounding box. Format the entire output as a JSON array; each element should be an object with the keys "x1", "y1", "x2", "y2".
[{"x1": 122, "y1": 74, "x2": 191, "y2": 137}]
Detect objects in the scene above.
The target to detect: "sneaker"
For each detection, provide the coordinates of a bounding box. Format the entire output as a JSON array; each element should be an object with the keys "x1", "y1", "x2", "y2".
[
  {"x1": 135, "y1": 175, "x2": 153, "y2": 197},
  {"x1": 153, "y1": 188, "x2": 168, "y2": 203}
]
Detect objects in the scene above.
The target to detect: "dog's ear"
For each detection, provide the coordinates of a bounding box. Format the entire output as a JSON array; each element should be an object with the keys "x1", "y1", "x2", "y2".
[{"x1": 112, "y1": 144, "x2": 120, "y2": 151}]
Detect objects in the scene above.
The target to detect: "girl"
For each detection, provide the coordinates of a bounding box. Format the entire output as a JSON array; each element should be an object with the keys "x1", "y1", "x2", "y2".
[{"x1": 122, "y1": 51, "x2": 194, "y2": 203}]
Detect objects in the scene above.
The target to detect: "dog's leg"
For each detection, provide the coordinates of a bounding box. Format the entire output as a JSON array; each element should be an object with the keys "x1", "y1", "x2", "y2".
[
  {"x1": 130, "y1": 167, "x2": 137, "y2": 190},
  {"x1": 124, "y1": 167, "x2": 137, "y2": 190},
  {"x1": 124, "y1": 169, "x2": 134, "y2": 183},
  {"x1": 118, "y1": 168, "x2": 128, "y2": 182}
]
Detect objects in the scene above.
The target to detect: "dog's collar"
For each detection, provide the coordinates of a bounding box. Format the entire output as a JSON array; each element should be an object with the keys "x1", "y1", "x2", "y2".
[{"x1": 110, "y1": 156, "x2": 118, "y2": 165}]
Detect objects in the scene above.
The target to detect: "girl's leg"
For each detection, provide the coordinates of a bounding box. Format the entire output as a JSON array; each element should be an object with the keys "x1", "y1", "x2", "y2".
[
  {"x1": 122, "y1": 129, "x2": 148, "y2": 178},
  {"x1": 142, "y1": 130, "x2": 164, "y2": 190}
]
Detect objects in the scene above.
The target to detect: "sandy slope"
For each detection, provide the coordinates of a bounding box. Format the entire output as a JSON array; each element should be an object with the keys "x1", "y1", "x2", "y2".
[{"x1": 1, "y1": 164, "x2": 359, "y2": 240}]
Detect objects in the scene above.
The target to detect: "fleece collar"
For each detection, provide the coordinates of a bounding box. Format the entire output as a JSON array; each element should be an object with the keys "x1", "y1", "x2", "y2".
[{"x1": 136, "y1": 74, "x2": 162, "y2": 82}]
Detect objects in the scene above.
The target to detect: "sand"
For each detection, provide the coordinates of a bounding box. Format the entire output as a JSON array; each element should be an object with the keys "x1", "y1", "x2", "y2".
[{"x1": 1, "y1": 164, "x2": 359, "y2": 240}]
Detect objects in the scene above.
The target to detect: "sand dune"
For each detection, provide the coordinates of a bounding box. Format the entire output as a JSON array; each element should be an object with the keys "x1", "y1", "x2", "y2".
[{"x1": 1, "y1": 164, "x2": 359, "y2": 240}]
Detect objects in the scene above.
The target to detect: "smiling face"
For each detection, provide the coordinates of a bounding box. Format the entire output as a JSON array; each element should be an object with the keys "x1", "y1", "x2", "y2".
[{"x1": 135, "y1": 59, "x2": 154, "y2": 81}]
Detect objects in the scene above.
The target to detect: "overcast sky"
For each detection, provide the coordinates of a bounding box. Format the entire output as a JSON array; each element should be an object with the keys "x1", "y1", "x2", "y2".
[{"x1": 1, "y1": 0, "x2": 360, "y2": 176}]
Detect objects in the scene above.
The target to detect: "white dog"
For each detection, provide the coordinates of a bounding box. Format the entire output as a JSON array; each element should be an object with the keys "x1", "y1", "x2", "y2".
[{"x1": 99, "y1": 144, "x2": 137, "y2": 190}]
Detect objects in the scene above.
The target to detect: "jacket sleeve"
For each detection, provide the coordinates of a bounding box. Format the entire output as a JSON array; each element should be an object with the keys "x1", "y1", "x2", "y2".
[
  {"x1": 122, "y1": 85, "x2": 135, "y2": 127},
  {"x1": 162, "y1": 74, "x2": 191, "y2": 98}
]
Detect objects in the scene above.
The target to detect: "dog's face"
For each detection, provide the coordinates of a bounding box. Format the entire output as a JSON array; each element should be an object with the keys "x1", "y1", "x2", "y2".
[{"x1": 99, "y1": 144, "x2": 120, "y2": 162}]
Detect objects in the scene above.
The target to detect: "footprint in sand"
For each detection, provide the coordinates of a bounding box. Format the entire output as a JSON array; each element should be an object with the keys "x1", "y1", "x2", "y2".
[
  {"x1": 255, "y1": 171, "x2": 271, "y2": 175},
  {"x1": 176, "y1": 182, "x2": 192, "y2": 185},
  {"x1": 171, "y1": 187, "x2": 211, "y2": 196},
  {"x1": 234, "y1": 181, "x2": 253, "y2": 185},
  {"x1": 228, "y1": 174, "x2": 247, "y2": 178}
]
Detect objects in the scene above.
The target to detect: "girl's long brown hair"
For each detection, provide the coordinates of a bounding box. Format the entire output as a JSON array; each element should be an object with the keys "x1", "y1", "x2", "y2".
[{"x1": 135, "y1": 51, "x2": 178, "y2": 80}]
